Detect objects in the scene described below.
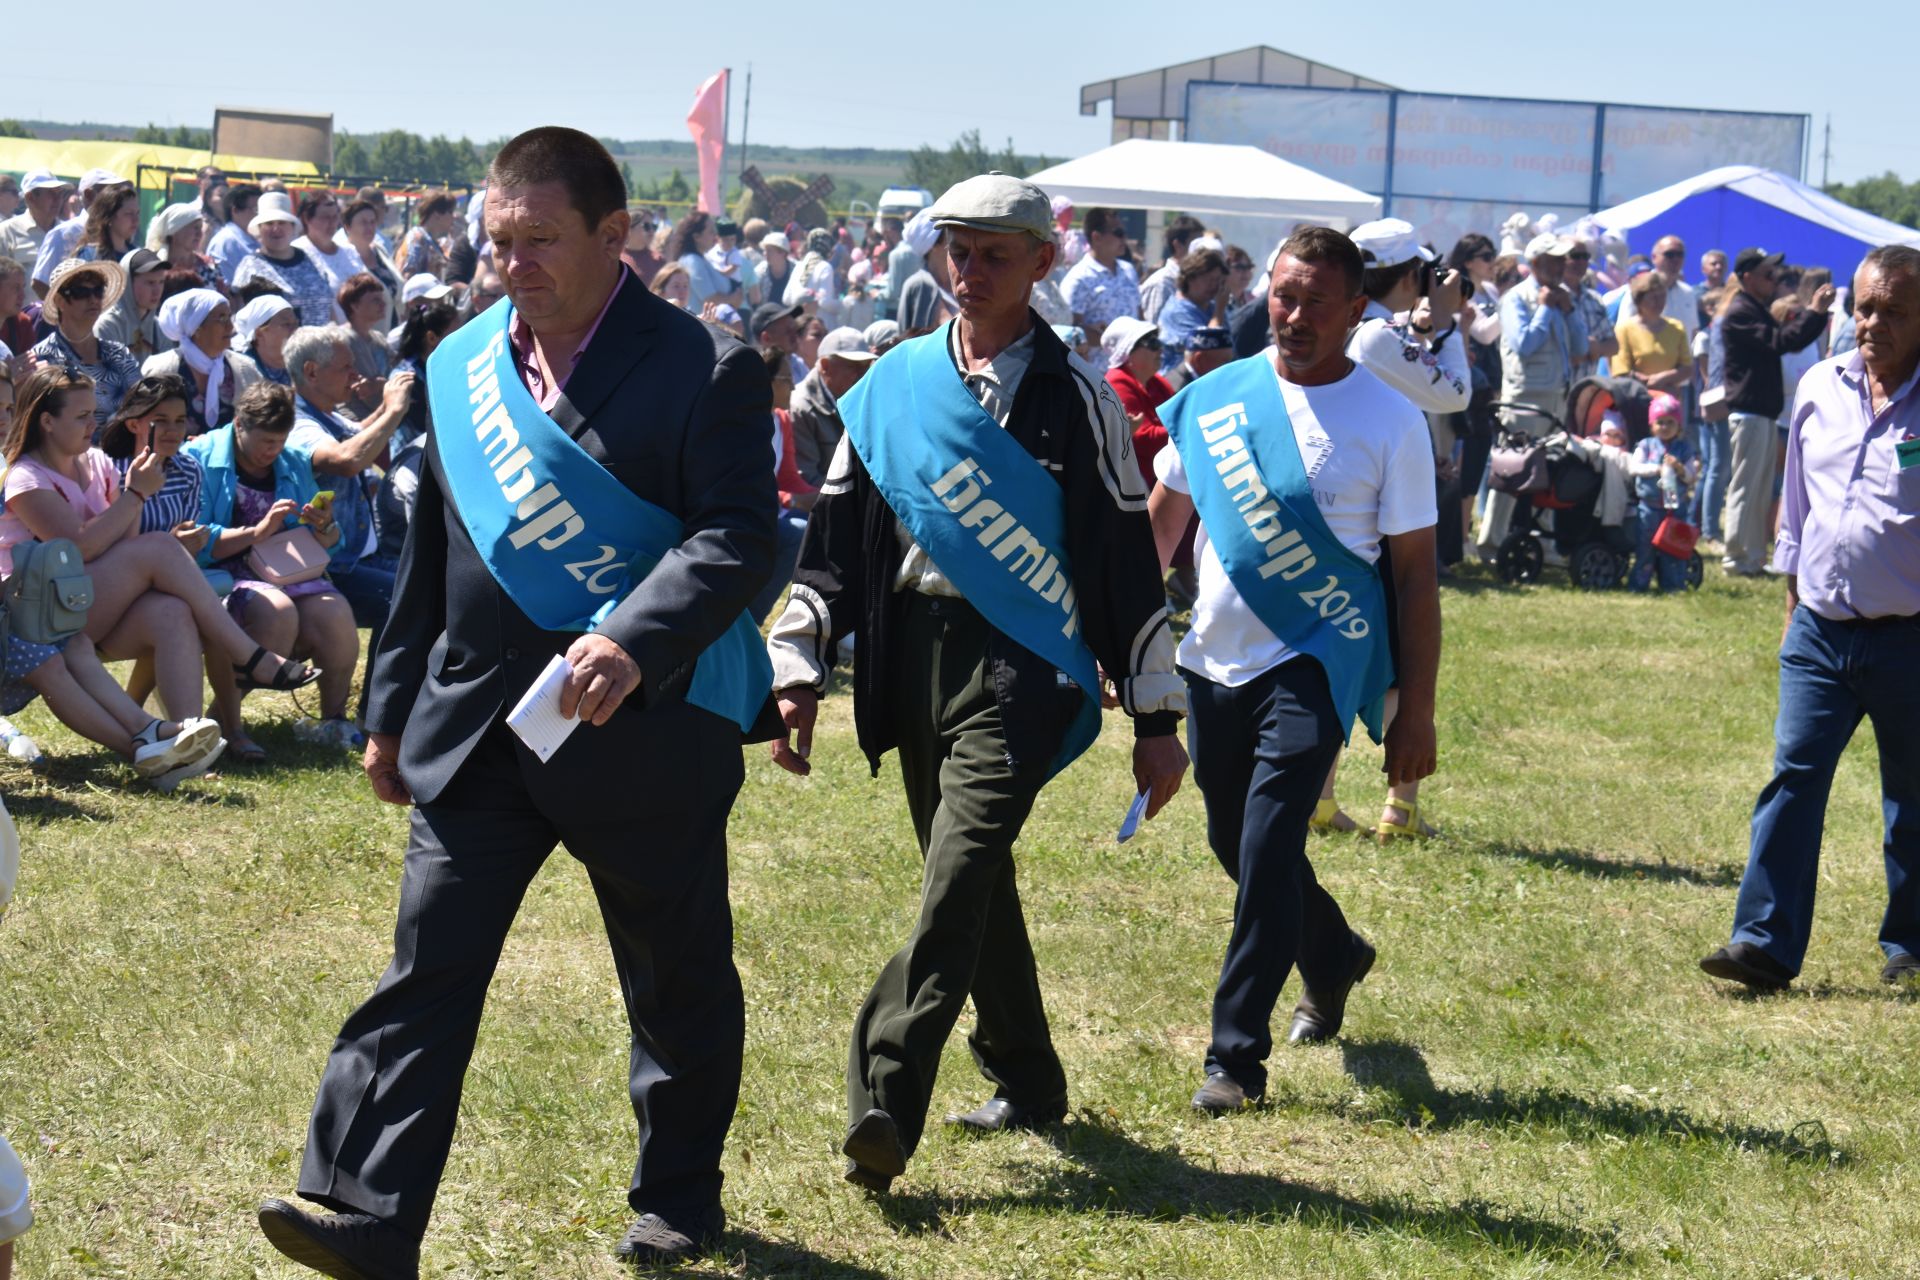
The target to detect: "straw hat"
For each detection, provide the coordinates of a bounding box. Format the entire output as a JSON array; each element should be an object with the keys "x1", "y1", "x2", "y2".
[{"x1": 43, "y1": 258, "x2": 127, "y2": 327}]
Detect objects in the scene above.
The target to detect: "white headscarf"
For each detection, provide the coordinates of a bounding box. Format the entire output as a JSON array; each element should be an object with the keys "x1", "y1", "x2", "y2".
[
  {"x1": 159, "y1": 288, "x2": 231, "y2": 422},
  {"x1": 1101, "y1": 315, "x2": 1157, "y2": 370},
  {"x1": 233, "y1": 295, "x2": 292, "y2": 348},
  {"x1": 146, "y1": 202, "x2": 205, "y2": 255}
]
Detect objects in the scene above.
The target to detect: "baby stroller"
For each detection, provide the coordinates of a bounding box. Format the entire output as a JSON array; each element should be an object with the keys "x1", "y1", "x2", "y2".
[
  {"x1": 1483, "y1": 401, "x2": 1641, "y2": 589},
  {"x1": 1567, "y1": 374, "x2": 1654, "y2": 443}
]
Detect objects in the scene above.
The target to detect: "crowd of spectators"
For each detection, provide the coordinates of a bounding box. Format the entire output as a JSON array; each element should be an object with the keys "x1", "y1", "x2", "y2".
[
  {"x1": 0, "y1": 165, "x2": 505, "y2": 777},
  {"x1": 0, "y1": 160, "x2": 1866, "y2": 785}
]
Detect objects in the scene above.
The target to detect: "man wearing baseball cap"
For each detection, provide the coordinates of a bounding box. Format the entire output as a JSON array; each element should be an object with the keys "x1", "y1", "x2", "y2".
[
  {"x1": 749, "y1": 299, "x2": 807, "y2": 384},
  {"x1": 1475, "y1": 232, "x2": 1591, "y2": 558},
  {"x1": 766, "y1": 173, "x2": 1188, "y2": 1191},
  {"x1": 1164, "y1": 325, "x2": 1232, "y2": 392},
  {"x1": 31, "y1": 169, "x2": 128, "y2": 297},
  {"x1": 95, "y1": 248, "x2": 171, "y2": 358},
  {"x1": 0, "y1": 171, "x2": 72, "y2": 274},
  {"x1": 1717, "y1": 247, "x2": 1834, "y2": 576},
  {"x1": 785, "y1": 327, "x2": 876, "y2": 503}
]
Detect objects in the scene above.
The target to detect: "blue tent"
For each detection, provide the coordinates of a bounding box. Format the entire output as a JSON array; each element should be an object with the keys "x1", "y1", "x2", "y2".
[{"x1": 1593, "y1": 165, "x2": 1920, "y2": 285}]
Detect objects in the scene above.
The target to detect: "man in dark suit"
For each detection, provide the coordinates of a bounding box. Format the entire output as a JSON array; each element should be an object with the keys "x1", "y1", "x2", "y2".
[{"x1": 257, "y1": 127, "x2": 777, "y2": 1277}]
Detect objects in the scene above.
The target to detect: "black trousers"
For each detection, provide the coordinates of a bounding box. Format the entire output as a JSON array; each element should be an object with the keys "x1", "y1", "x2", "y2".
[
  {"x1": 847, "y1": 594, "x2": 1069, "y2": 1161},
  {"x1": 1184, "y1": 658, "x2": 1356, "y2": 1095},
  {"x1": 297, "y1": 711, "x2": 745, "y2": 1240}
]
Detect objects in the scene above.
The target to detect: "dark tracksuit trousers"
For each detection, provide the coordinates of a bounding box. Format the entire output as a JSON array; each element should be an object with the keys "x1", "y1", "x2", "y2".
[
  {"x1": 847, "y1": 593, "x2": 1070, "y2": 1161},
  {"x1": 1184, "y1": 656, "x2": 1361, "y2": 1096}
]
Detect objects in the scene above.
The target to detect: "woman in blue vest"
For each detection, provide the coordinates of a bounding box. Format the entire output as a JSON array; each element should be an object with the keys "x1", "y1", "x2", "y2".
[{"x1": 185, "y1": 382, "x2": 361, "y2": 760}]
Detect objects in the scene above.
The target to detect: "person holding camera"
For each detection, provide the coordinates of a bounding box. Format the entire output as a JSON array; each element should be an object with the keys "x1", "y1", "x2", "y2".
[
  {"x1": 1307, "y1": 220, "x2": 1467, "y2": 839},
  {"x1": 1475, "y1": 234, "x2": 1590, "y2": 558}
]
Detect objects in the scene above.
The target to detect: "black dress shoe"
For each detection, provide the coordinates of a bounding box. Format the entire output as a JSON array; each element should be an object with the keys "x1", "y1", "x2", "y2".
[
  {"x1": 1191, "y1": 1070, "x2": 1258, "y2": 1114},
  {"x1": 1288, "y1": 932, "x2": 1376, "y2": 1043},
  {"x1": 943, "y1": 1096, "x2": 1067, "y2": 1134},
  {"x1": 257, "y1": 1198, "x2": 419, "y2": 1280},
  {"x1": 1700, "y1": 941, "x2": 1793, "y2": 991},
  {"x1": 1883, "y1": 952, "x2": 1920, "y2": 985},
  {"x1": 841, "y1": 1108, "x2": 906, "y2": 1193},
  {"x1": 614, "y1": 1205, "x2": 724, "y2": 1267}
]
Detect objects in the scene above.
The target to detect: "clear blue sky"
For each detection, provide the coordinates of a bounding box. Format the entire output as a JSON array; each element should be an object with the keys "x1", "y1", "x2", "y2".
[{"x1": 8, "y1": 0, "x2": 1916, "y2": 185}]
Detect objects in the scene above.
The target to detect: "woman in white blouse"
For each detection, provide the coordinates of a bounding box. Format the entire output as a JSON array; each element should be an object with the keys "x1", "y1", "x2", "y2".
[{"x1": 292, "y1": 192, "x2": 366, "y2": 294}]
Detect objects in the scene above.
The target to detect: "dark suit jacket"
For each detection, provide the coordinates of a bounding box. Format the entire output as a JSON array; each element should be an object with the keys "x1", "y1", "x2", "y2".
[{"x1": 364, "y1": 268, "x2": 779, "y2": 805}]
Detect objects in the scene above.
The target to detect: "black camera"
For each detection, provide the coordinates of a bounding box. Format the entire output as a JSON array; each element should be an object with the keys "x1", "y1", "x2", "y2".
[{"x1": 1422, "y1": 258, "x2": 1472, "y2": 305}]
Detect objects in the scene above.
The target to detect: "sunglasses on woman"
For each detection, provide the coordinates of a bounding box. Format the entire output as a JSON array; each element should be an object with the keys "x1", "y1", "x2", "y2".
[{"x1": 59, "y1": 283, "x2": 107, "y2": 301}]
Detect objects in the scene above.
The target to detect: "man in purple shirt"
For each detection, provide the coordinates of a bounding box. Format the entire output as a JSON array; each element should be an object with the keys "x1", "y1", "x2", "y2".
[{"x1": 1702, "y1": 245, "x2": 1920, "y2": 992}]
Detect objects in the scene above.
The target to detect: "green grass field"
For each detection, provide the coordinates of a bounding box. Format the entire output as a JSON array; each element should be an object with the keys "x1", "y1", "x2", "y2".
[{"x1": 2, "y1": 562, "x2": 1914, "y2": 1278}]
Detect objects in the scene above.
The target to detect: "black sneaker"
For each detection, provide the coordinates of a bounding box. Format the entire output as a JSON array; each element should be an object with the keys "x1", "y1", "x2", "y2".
[
  {"x1": 1882, "y1": 952, "x2": 1920, "y2": 985},
  {"x1": 1700, "y1": 941, "x2": 1794, "y2": 991},
  {"x1": 257, "y1": 1198, "x2": 420, "y2": 1280},
  {"x1": 614, "y1": 1205, "x2": 724, "y2": 1267}
]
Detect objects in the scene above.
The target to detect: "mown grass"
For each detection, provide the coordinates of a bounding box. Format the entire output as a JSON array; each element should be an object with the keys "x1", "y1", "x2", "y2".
[{"x1": 2, "y1": 562, "x2": 1915, "y2": 1278}]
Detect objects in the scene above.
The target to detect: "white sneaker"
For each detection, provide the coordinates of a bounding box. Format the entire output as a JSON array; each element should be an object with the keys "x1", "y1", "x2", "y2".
[
  {"x1": 148, "y1": 736, "x2": 226, "y2": 793},
  {"x1": 131, "y1": 717, "x2": 222, "y2": 778}
]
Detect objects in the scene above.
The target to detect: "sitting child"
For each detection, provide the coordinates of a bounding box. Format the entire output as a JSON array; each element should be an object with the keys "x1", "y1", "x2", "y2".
[{"x1": 1628, "y1": 392, "x2": 1699, "y2": 593}]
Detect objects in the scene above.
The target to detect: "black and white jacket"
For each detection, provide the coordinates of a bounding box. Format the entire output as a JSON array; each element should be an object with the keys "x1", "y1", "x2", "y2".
[{"x1": 768, "y1": 313, "x2": 1184, "y2": 776}]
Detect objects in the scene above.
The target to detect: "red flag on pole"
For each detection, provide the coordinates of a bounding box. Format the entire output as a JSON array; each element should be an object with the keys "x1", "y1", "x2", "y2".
[{"x1": 686, "y1": 69, "x2": 728, "y2": 215}]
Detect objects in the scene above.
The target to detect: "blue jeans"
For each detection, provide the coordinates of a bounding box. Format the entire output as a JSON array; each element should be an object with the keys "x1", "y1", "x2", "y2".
[
  {"x1": 1696, "y1": 418, "x2": 1731, "y2": 539},
  {"x1": 1729, "y1": 607, "x2": 1920, "y2": 973},
  {"x1": 331, "y1": 554, "x2": 398, "y2": 631},
  {"x1": 1628, "y1": 504, "x2": 1688, "y2": 593}
]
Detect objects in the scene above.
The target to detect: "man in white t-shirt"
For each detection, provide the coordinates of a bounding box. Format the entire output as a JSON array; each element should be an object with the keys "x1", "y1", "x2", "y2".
[{"x1": 1148, "y1": 226, "x2": 1440, "y2": 1114}]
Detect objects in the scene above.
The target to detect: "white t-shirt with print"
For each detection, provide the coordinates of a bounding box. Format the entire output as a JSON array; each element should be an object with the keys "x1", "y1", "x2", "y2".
[{"x1": 1155, "y1": 354, "x2": 1437, "y2": 687}]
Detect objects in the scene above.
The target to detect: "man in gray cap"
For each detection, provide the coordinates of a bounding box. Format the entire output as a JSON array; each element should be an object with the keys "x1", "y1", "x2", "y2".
[{"x1": 766, "y1": 173, "x2": 1188, "y2": 1192}]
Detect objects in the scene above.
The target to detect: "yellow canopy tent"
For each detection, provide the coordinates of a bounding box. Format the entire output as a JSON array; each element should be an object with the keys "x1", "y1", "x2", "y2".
[{"x1": 0, "y1": 135, "x2": 322, "y2": 226}]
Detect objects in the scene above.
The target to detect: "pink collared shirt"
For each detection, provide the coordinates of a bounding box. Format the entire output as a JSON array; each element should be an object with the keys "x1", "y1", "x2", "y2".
[{"x1": 507, "y1": 267, "x2": 627, "y2": 411}]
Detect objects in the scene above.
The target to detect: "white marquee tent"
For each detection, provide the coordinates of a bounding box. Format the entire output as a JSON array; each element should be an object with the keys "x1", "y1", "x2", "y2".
[{"x1": 1026, "y1": 138, "x2": 1382, "y2": 236}]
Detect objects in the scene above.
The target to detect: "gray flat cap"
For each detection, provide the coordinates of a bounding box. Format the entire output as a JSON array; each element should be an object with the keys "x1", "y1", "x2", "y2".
[{"x1": 927, "y1": 172, "x2": 1053, "y2": 242}]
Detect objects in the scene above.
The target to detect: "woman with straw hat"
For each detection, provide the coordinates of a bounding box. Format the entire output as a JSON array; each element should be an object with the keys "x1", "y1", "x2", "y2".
[{"x1": 27, "y1": 259, "x2": 143, "y2": 425}]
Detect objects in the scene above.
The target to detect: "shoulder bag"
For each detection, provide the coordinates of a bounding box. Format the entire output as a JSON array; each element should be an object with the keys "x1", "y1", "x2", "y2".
[
  {"x1": 3, "y1": 538, "x2": 94, "y2": 645},
  {"x1": 246, "y1": 526, "x2": 330, "y2": 586}
]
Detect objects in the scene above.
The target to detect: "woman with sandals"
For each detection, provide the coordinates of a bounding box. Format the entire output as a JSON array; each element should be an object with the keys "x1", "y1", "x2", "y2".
[
  {"x1": 0, "y1": 366, "x2": 319, "y2": 788},
  {"x1": 184, "y1": 382, "x2": 360, "y2": 758}
]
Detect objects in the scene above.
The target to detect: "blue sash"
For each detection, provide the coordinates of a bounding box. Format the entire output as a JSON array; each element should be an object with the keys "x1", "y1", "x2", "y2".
[
  {"x1": 426, "y1": 302, "x2": 772, "y2": 734},
  {"x1": 839, "y1": 323, "x2": 1101, "y2": 777},
  {"x1": 1163, "y1": 359, "x2": 1394, "y2": 743}
]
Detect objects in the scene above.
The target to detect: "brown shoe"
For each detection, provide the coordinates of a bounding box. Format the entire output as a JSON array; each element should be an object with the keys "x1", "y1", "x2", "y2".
[{"x1": 841, "y1": 1108, "x2": 906, "y2": 1193}]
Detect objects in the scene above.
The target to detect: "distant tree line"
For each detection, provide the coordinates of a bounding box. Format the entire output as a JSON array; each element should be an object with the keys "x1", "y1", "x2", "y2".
[
  {"x1": 906, "y1": 130, "x2": 1056, "y2": 196},
  {"x1": 1825, "y1": 173, "x2": 1920, "y2": 233}
]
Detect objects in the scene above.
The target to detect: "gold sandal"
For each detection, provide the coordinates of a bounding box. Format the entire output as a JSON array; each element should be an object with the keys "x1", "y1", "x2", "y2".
[
  {"x1": 1309, "y1": 797, "x2": 1362, "y2": 834},
  {"x1": 1375, "y1": 796, "x2": 1440, "y2": 843}
]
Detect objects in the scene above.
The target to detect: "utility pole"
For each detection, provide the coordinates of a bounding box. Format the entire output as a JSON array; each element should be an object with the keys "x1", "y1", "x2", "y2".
[
  {"x1": 739, "y1": 64, "x2": 753, "y2": 179},
  {"x1": 1821, "y1": 115, "x2": 1832, "y2": 188}
]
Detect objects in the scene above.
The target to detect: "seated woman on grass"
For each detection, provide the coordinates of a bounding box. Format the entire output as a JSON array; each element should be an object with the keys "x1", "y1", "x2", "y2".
[
  {"x1": 0, "y1": 367, "x2": 283, "y2": 789},
  {"x1": 185, "y1": 383, "x2": 362, "y2": 757}
]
